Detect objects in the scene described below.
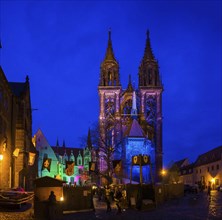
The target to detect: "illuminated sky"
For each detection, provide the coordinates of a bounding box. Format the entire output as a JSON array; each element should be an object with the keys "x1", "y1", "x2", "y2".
[{"x1": 0, "y1": 1, "x2": 221, "y2": 165}]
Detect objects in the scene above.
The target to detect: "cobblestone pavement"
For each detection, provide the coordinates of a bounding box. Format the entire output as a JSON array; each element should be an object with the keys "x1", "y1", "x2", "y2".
[
  {"x1": 0, "y1": 190, "x2": 221, "y2": 220},
  {"x1": 63, "y1": 190, "x2": 222, "y2": 220}
]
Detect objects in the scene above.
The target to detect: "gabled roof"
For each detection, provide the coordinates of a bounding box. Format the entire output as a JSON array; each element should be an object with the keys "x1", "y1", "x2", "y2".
[
  {"x1": 169, "y1": 158, "x2": 189, "y2": 171},
  {"x1": 174, "y1": 158, "x2": 188, "y2": 168},
  {"x1": 124, "y1": 119, "x2": 145, "y2": 138},
  {"x1": 194, "y1": 146, "x2": 222, "y2": 167},
  {"x1": 34, "y1": 176, "x2": 66, "y2": 187}
]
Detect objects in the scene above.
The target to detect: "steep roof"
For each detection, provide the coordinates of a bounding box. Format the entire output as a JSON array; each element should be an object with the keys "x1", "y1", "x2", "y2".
[
  {"x1": 124, "y1": 119, "x2": 145, "y2": 138},
  {"x1": 194, "y1": 146, "x2": 222, "y2": 167},
  {"x1": 174, "y1": 158, "x2": 188, "y2": 168},
  {"x1": 169, "y1": 158, "x2": 189, "y2": 171}
]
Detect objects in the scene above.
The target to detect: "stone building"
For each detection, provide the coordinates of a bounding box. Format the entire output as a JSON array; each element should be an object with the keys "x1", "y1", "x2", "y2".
[
  {"x1": 98, "y1": 31, "x2": 164, "y2": 183},
  {"x1": 0, "y1": 66, "x2": 37, "y2": 190}
]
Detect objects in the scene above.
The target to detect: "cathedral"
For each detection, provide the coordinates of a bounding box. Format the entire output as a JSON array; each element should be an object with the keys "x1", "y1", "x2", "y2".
[{"x1": 98, "y1": 31, "x2": 163, "y2": 183}]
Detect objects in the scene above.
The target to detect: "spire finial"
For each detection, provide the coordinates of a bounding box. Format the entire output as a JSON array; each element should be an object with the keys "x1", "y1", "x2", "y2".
[
  {"x1": 103, "y1": 28, "x2": 116, "y2": 61},
  {"x1": 26, "y1": 75, "x2": 29, "y2": 82},
  {"x1": 108, "y1": 27, "x2": 111, "y2": 40},
  {"x1": 126, "y1": 74, "x2": 133, "y2": 92},
  {"x1": 143, "y1": 30, "x2": 155, "y2": 60},
  {"x1": 146, "y1": 29, "x2": 150, "y2": 38}
]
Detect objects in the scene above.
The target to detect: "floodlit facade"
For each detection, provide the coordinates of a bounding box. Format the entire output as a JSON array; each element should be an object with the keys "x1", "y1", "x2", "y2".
[
  {"x1": 98, "y1": 31, "x2": 164, "y2": 183},
  {"x1": 34, "y1": 129, "x2": 95, "y2": 186}
]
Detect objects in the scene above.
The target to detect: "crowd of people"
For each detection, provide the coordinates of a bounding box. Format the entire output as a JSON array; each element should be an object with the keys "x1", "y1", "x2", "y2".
[{"x1": 94, "y1": 184, "x2": 127, "y2": 214}]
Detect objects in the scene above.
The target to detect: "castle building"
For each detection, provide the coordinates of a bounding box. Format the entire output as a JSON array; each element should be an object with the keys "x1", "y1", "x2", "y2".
[
  {"x1": 98, "y1": 31, "x2": 163, "y2": 183},
  {"x1": 34, "y1": 129, "x2": 95, "y2": 186}
]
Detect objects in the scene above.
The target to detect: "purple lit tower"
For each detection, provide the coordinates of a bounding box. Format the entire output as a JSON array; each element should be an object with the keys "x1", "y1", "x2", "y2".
[{"x1": 98, "y1": 31, "x2": 163, "y2": 183}]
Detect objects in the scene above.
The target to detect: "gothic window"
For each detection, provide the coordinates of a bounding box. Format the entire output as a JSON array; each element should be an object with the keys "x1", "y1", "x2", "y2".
[
  {"x1": 123, "y1": 99, "x2": 132, "y2": 115},
  {"x1": 108, "y1": 70, "x2": 112, "y2": 86},
  {"x1": 145, "y1": 96, "x2": 156, "y2": 126},
  {"x1": 148, "y1": 69, "x2": 152, "y2": 85},
  {"x1": 113, "y1": 73, "x2": 117, "y2": 86},
  {"x1": 155, "y1": 71, "x2": 158, "y2": 85},
  {"x1": 105, "y1": 98, "x2": 115, "y2": 117}
]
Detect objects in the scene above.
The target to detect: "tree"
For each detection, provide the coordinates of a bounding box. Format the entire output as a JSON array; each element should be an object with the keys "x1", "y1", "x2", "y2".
[{"x1": 79, "y1": 119, "x2": 123, "y2": 185}]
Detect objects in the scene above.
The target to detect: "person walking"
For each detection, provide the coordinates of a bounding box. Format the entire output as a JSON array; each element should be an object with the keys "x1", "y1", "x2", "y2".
[
  {"x1": 207, "y1": 185, "x2": 211, "y2": 198},
  {"x1": 104, "y1": 185, "x2": 112, "y2": 212},
  {"x1": 114, "y1": 187, "x2": 122, "y2": 214}
]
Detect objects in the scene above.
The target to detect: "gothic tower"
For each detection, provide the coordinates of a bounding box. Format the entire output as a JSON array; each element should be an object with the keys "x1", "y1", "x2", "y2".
[
  {"x1": 138, "y1": 31, "x2": 163, "y2": 182},
  {"x1": 98, "y1": 30, "x2": 122, "y2": 173}
]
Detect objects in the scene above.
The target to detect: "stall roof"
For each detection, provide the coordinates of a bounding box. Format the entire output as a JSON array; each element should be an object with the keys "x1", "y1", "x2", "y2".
[{"x1": 34, "y1": 176, "x2": 66, "y2": 187}]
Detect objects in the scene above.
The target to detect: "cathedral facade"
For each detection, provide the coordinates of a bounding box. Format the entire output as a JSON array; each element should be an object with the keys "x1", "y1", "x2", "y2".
[{"x1": 98, "y1": 31, "x2": 163, "y2": 183}]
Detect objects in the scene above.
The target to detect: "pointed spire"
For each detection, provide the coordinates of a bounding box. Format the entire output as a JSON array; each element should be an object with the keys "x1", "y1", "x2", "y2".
[
  {"x1": 126, "y1": 74, "x2": 133, "y2": 92},
  {"x1": 131, "y1": 91, "x2": 137, "y2": 118},
  {"x1": 56, "y1": 137, "x2": 59, "y2": 147},
  {"x1": 87, "y1": 128, "x2": 93, "y2": 150},
  {"x1": 62, "y1": 140, "x2": 66, "y2": 148},
  {"x1": 143, "y1": 30, "x2": 155, "y2": 61},
  {"x1": 104, "y1": 29, "x2": 116, "y2": 61},
  {"x1": 26, "y1": 75, "x2": 29, "y2": 82}
]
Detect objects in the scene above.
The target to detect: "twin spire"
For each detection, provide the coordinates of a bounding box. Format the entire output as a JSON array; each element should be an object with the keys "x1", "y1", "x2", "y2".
[
  {"x1": 143, "y1": 30, "x2": 156, "y2": 61},
  {"x1": 104, "y1": 29, "x2": 155, "y2": 63},
  {"x1": 100, "y1": 29, "x2": 161, "y2": 87},
  {"x1": 104, "y1": 29, "x2": 116, "y2": 62}
]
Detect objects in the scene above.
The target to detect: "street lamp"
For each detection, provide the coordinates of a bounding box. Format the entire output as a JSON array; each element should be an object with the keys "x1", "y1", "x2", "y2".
[
  {"x1": 161, "y1": 169, "x2": 166, "y2": 176},
  {"x1": 161, "y1": 169, "x2": 167, "y2": 184},
  {"x1": 0, "y1": 154, "x2": 3, "y2": 161}
]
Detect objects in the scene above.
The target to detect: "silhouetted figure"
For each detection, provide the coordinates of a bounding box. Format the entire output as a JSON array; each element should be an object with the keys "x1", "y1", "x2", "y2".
[
  {"x1": 48, "y1": 191, "x2": 56, "y2": 220},
  {"x1": 207, "y1": 185, "x2": 211, "y2": 198},
  {"x1": 49, "y1": 191, "x2": 56, "y2": 203}
]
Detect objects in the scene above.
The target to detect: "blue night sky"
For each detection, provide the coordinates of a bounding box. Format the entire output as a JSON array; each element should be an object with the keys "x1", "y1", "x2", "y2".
[{"x1": 0, "y1": 1, "x2": 221, "y2": 166}]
